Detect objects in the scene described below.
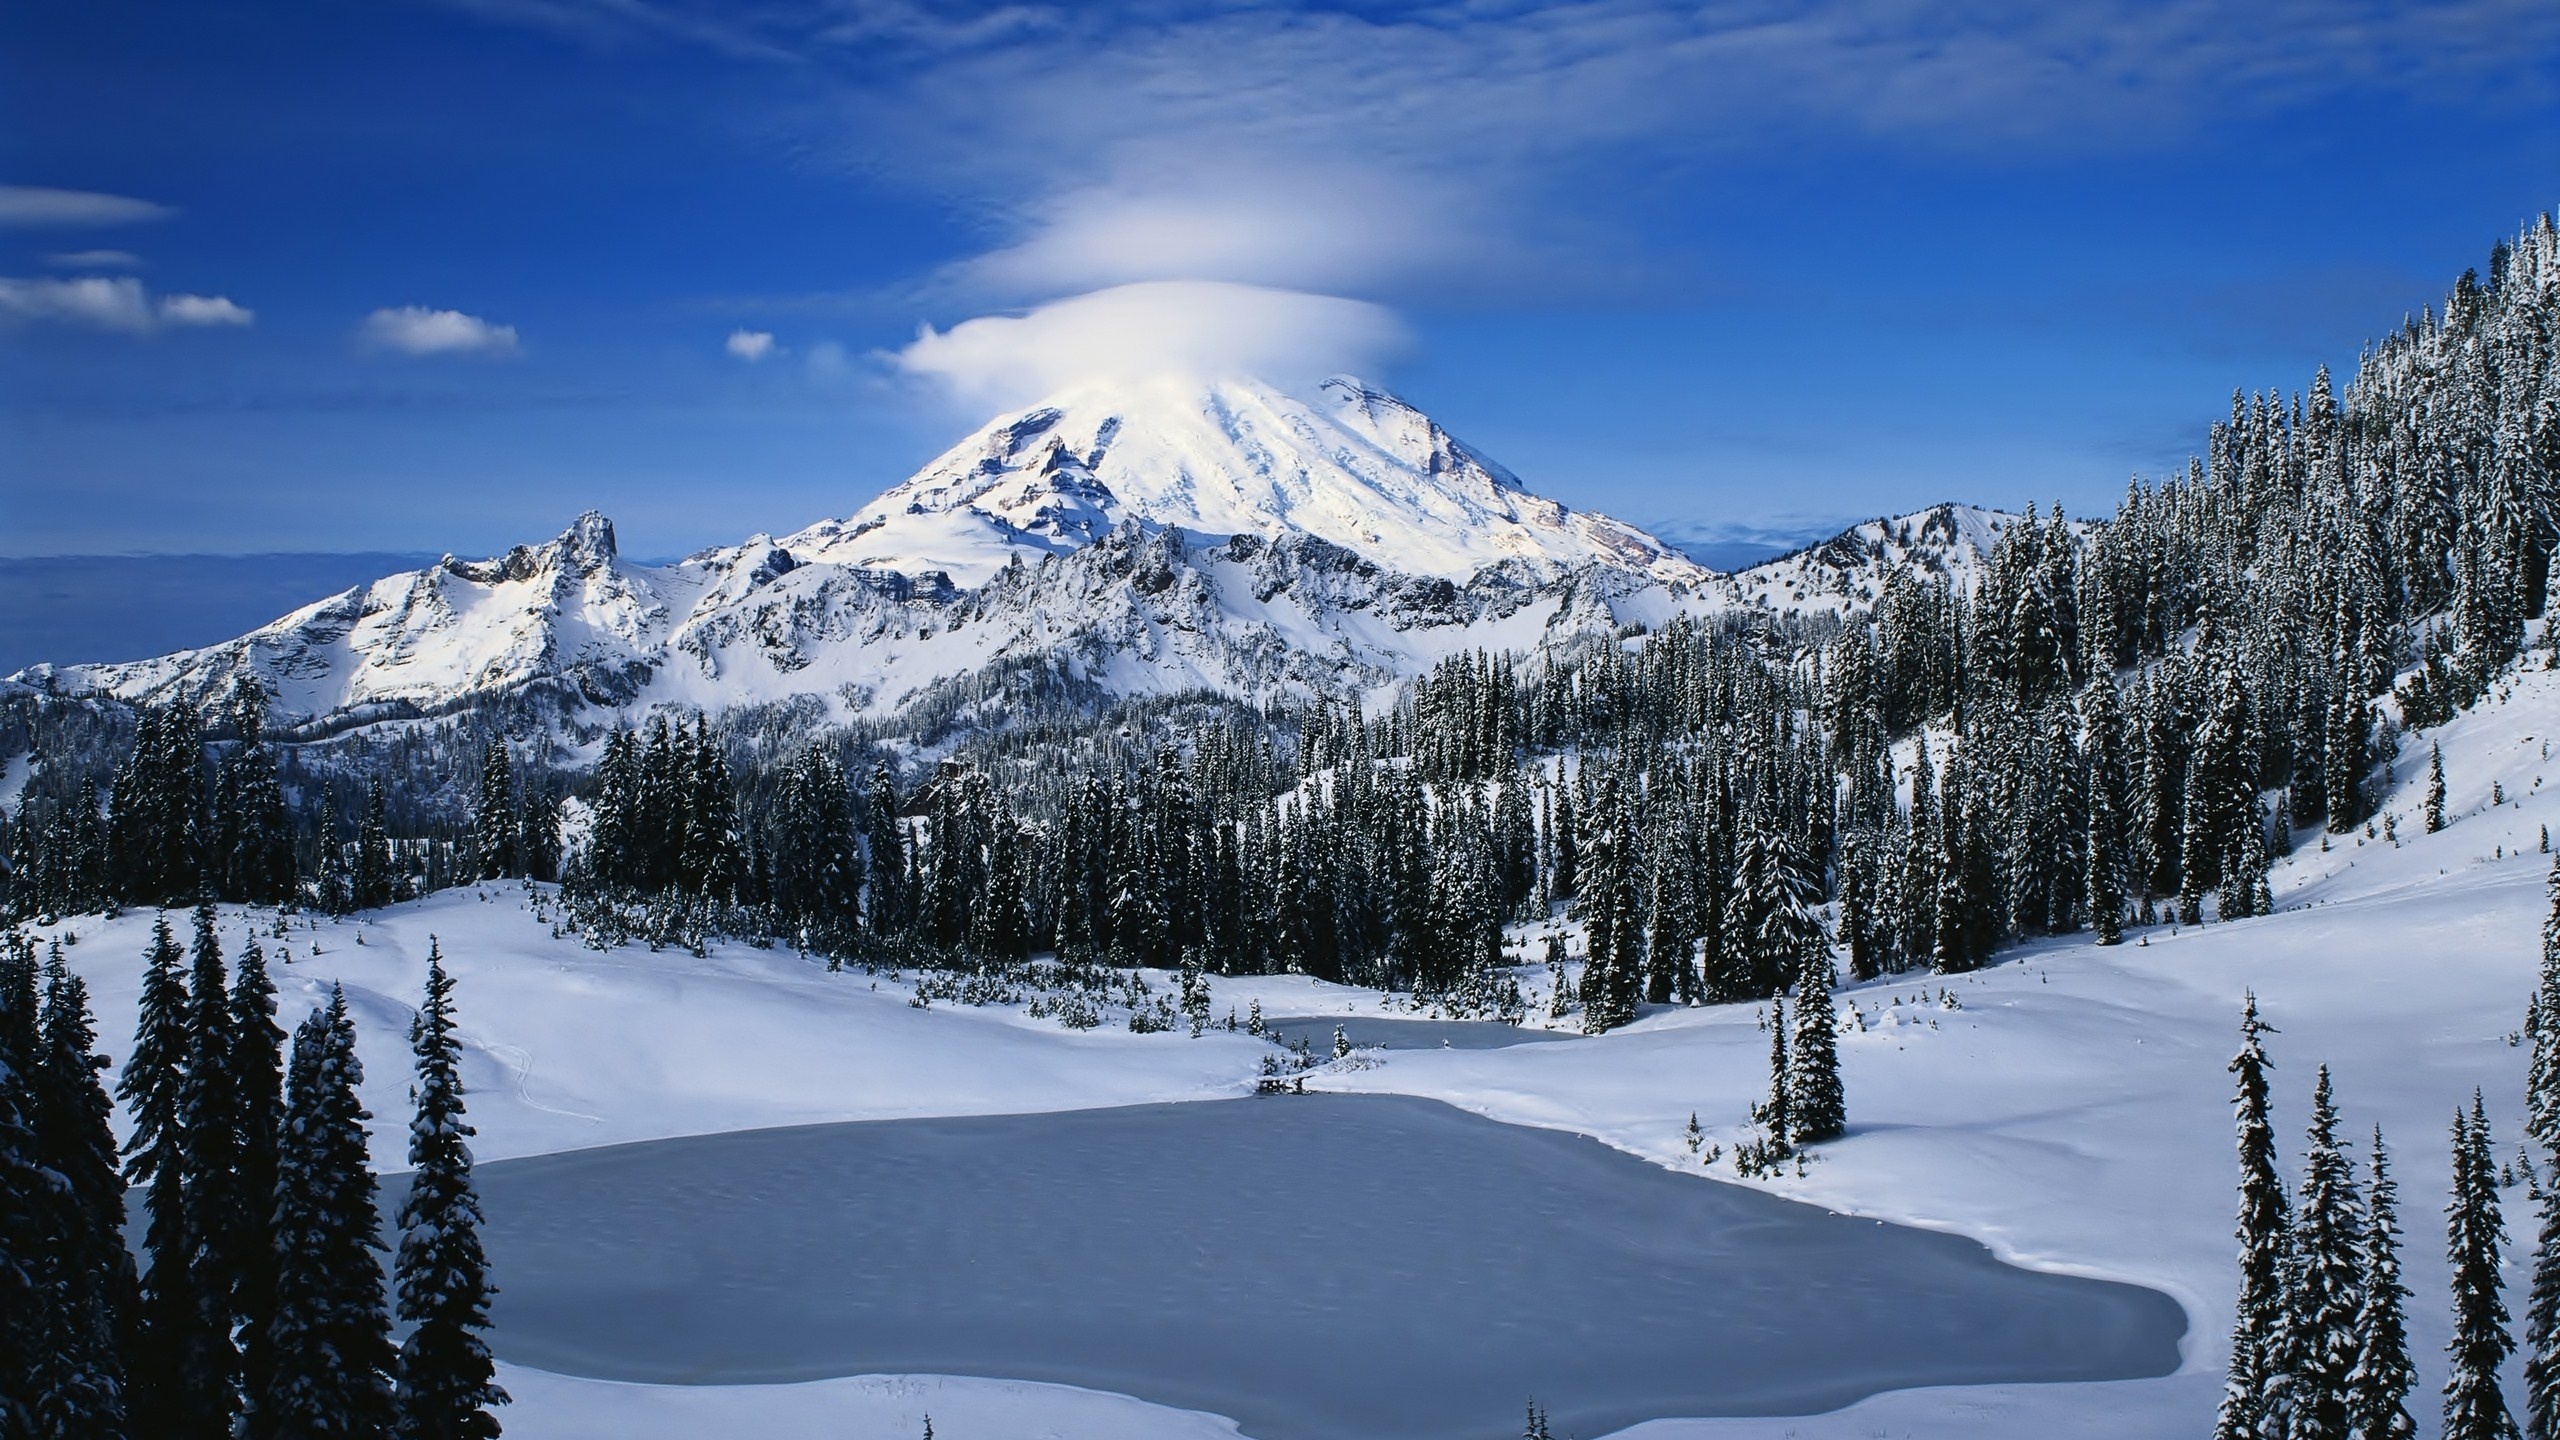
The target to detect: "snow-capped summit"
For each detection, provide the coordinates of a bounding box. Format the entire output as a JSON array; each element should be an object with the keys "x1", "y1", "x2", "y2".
[
  {"x1": 13, "y1": 374, "x2": 1722, "y2": 728},
  {"x1": 782, "y1": 374, "x2": 1707, "y2": 586}
]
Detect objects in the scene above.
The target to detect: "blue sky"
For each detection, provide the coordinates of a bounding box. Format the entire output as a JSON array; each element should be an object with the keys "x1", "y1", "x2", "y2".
[{"x1": 3, "y1": 0, "x2": 2557, "y2": 563}]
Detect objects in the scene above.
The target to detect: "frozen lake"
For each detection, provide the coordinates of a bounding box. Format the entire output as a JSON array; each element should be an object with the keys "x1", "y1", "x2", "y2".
[{"x1": 467, "y1": 1094, "x2": 2184, "y2": 1440}]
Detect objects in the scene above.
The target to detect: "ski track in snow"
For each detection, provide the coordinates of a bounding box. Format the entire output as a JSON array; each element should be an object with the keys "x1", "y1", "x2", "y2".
[{"x1": 50, "y1": 663, "x2": 2560, "y2": 1437}]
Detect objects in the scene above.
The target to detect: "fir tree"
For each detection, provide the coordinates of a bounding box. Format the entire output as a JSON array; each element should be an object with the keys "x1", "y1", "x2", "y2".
[
  {"x1": 2267, "y1": 1065, "x2": 2364, "y2": 1439},
  {"x1": 176, "y1": 902, "x2": 242, "y2": 1438},
  {"x1": 265, "y1": 991, "x2": 396, "y2": 1440},
  {"x1": 472, "y1": 744, "x2": 515, "y2": 882},
  {"x1": 29, "y1": 944, "x2": 131, "y2": 1437},
  {"x1": 2216, "y1": 993, "x2": 2290, "y2": 1440},
  {"x1": 2527, "y1": 1158, "x2": 2560, "y2": 1440},
  {"x1": 2428, "y1": 745, "x2": 2449, "y2": 835},
  {"x1": 393, "y1": 943, "x2": 508, "y2": 1440},
  {"x1": 1786, "y1": 945, "x2": 1845, "y2": 1146},
  {"x1": 118, "y1": 916, "x2": 201, "y2": 1440},
  {"x1": 232, "y1": 935, "x2": 287, "y2": 1440},
  {"x1": 2345, "y1": 1125, "x2": 2416, "y2": 1440},
  {"x1": 2444, "y1": 1096, "x2": 2518, "y2": 1440}
]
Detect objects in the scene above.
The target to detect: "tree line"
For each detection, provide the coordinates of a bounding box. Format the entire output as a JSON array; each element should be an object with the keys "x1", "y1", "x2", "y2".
[{"x1": 0, "y1": 913, "x2": 504, "y2": 1440}]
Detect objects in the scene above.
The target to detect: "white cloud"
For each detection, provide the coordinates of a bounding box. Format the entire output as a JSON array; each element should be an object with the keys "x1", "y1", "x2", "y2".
[
  {"x1": 891, "y1": 280, "x2": 1409, "y2": 413},
  {"x1": 44, "y1": 249, "x2": 144, "y2": 269},
  {"x1": 362, "y1": 306, "x2": 520, "y2": 356},
  {"x1": 0, "y1": 276, "x2": 159, "y2": 331},
  {"x1": 725, "y1": 328, "x2": 777, "y2": 360},
  {"x1": 158, "y1": 294, "x2": 254, "y2": 327},
  {"x1": 0, "y1": 276, "x2": 257, "y2": 334},
  {"x1": 0, "y1": 185, "x2": 177, "y2": 229}
]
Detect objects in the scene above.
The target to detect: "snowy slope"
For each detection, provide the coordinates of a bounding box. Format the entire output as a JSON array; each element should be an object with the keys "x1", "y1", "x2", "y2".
[
  {"x1": 1722, "y1": 502, "x2": 2070, "y2": 615},
  {"x1": 45, "y1": 661, "x2": 2560, "y2": 1439},
  {"x1": 12, "y1": 376, "x2": 1714, "y2": 728}
]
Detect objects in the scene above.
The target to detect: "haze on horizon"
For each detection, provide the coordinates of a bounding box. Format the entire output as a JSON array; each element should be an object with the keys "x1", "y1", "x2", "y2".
[{"x1": 3, "y1": 0, "x2": 2557, "y2": 567}]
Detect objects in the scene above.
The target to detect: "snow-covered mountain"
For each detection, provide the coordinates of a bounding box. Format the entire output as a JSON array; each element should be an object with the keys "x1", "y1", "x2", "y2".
[
  {"x1": 1723, "y1": 503, "x2": 2079, "y2": 616},
  {"x1": 779, "y1": 375, "x2": 1703, "y2": 586},
  {"x1": 11, "y1": 375, "x2": 1721, "y2": 727}
]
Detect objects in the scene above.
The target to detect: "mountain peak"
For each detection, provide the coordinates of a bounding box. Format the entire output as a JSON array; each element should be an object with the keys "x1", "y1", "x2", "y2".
[{"x1": 788, "y1": 373, "x2": 1704, "y2": 587}]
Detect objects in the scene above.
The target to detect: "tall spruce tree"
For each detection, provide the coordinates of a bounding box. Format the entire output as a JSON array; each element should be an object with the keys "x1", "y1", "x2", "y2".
[
  {"x1": 2528, "y1": 1157, "x2": 2560, "y2": 1440},
  {"x1": 393, "y1": 942, "x2": 507, "y2": 1440},
  {"x1": 30, "y1": 943, "x2": 131, "y2": 1437},
  {"x1": 176, "y1": 902, "x2": 242, "y2": 1438},
  {"x1": 265, "y1": 990, "x2": 395, "y2": 1440},
  {"x1": 2268, "y1": 1065, "x2": 2364, "y2": 1440},
  {"x1": 2444, "y1": 1095, "x2": 2519, "y2": 1440},
  {"x1": 2345, "y1": 1124, "x2": 2416, "y2": 1440},
  {"x1": 2216, "y1": 993, "x2": 2290, "y2": 1440},
  {"x1": 1785, "y1": 945, "x2": 1845, "y2": 1146},
  {"x1": 231, "y1": 935, "x2": 287, "y2": 1440},
  {"x1": 118, "y1": 915, "x2": 201, "y2": 1440}
]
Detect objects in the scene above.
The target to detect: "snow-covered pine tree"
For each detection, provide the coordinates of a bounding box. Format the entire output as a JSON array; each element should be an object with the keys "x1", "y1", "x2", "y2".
[
  {"x1": 472, "y1": 743, "x2": 515, "y2": 882},
  {"x1": 177, "y1": 902, "x2": 243, "y2": 1436},
  {"x1": 2444, "y1": 1095, "x2": 2518, "y2": 1440},
  {"x1": 29, "y1": 943, "x2": 130, "y2": 1436},
  {"x1": 0, "y1": 979, "x2": 51, "y2": 1440},
  {"x1": 230, "y1": 934, "x2": 286, "y2": 1439},
  {"x1": 393, "y1": 943, "x2": 508, "y2": 1440},
  {"x1": 1753, "y1": 994, "x2": 1791, "y2": 1151},
  {"x1": 2083, "y1": 677, "x2": 2129, "y2": 945},
  {"x1": 2428, "y1": 745, "x2": 2449, "y2": 835},
  {"x1": 265, "y1": 990, "x2": 395, "y2": 1439},
  {"x1": 2265, "y1": 1065, "x2": 2363, "y2": 1439},
  {"x1": 2345, "y1": 1124, "x2": 2416, "y2": 1440},
  {"x1": 2215, "y1": 993, "x2": 2290, "y2": 1440},
  {"x1": 118, "y1": 915, "x2": 201, "y2": 1440},
  {"x1": 2527, "y1": 1155, "x2": 2560, "y2": 1440},
  {"x1": 1786, "y1": 945, "x2": 1845, "y2": 1146}
]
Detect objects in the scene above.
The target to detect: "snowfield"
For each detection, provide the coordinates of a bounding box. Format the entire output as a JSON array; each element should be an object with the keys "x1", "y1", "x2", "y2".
[{"x1": 47, "y1": 666, "x2": 2560, "y2": 1437}]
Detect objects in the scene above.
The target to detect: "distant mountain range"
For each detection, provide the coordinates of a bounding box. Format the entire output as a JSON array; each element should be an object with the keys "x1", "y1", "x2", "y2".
[{"x1": 7, "y1": 374, "x2": 2032, "y2": 730}]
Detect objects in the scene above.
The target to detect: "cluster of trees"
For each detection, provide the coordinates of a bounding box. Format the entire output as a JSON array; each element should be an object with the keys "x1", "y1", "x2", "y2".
[
  {"x1": 2217, "y1": 856, "x2": 2560, "y2": 1440},
  {"x1": 0, "y1": 913, "x2": 504, "y2": 1439}
]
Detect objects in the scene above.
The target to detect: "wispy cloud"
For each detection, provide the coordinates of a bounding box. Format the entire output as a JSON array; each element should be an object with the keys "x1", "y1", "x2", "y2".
[
  {"x1": 725, "y1": 328, "x2": 777, "y2": 360},
  {"x1": 0, "y1": 276, "x2": 252, "y2": 332},
  {"x1": 159, "y1": 294, "x2": 255, "y2": 328},
  {"x1": 44, "y1": 249, "x2": 144, "y2": 269},
  {"x1": 362, "y1": 305, "x2": 521, "y2": 356},
  {"x1": 0, "y1": 185, "x2": 177, "y2": 229}
]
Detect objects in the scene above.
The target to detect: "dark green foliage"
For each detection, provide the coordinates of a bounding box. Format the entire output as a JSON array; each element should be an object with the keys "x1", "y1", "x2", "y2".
[
  {"x1": 2215, "y1": 994, "x2": 2288, "y2": 1440},
  {"x1": 2347, "y1": 1125, "x2": 2416, "y2": 1440},
  {"x1": 265, "y1": 991, "x2": 395, "y2": 1440},
  {"x1": 1785, "y1": 946, "x2": 1844, "y2": 1146},
  {"x1": 393, "y1": 944, "x2": 508, "y2": 1440},
  {"x1": 2443, "y1": 1095, "x2": 2518, "y2": 1440}
]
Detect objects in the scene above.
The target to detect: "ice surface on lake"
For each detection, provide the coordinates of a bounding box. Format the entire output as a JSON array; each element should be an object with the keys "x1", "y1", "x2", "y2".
[{"x1": 469, "y1": 1093, "x2": 2182, "y2": 1440}]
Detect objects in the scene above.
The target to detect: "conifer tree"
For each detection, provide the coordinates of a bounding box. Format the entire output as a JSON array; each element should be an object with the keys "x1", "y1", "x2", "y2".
[
  {"x1": 2084, "y1": 678, "x2": 2129, "y2": 944},
  {"x1": 472, "y1": 744, "x2": 515, "y2": 882},
  {"x1": 30, "y1": 943, "x2": 131, "y2": 1437},
  {"x1": 0, "y1": 975, "x2": 49, "y2": 1440},
  {"x1": 231, "y1": 935, "x2": 287, "y2": 1440},
  {"x1": 2444, "y1": 1096, "x2": 2518, "y2": 1440},
  {"x1": 265, "y1": 991, "x2": 395, "y2": 1440},
  {"x1": 2428, "y1": 745, "x2": 2449, "y2": 835},
  {"x1": 118, "y1": 916, "x2": 200, "y2": 1439},
  {"x1": 2527, "y1": 1155, "x2": 2560, "y2": 1440},
  {"x1": 394, "y1": 943, "x2": 508, "y2": 1440},
  {"x1": 2267, "y1": 1065, "x2": 2364, "y2": 1439},
  {"x1": 1754, "y1": 993, "x2": 1791, "y2": 1149},
  {"x1": 1785, "y1": 945, "x2": 1845, "y2": 1146},
  {"x1": 2346, "y1": 1125, "x2": 2416, "y2": 1440},
  {"x1": 177, "y1": 902, "x2": 242, "y2": 1437},
  {"x1": 358, "y1": 779, "x2": 396, "y2": 910},
  {"x1": 2216, "y1": 993, "x2": 2290, "y2": 1440}
]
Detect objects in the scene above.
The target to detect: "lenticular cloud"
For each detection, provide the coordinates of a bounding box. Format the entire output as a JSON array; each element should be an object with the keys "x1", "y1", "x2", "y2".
[{"x1": 891, "y1": 280, "x2": 1408, "y2": 412}]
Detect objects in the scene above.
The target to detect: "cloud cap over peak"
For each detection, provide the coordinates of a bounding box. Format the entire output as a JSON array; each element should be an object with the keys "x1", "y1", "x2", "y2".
[{"x1": 890, "y1": 280, "x2": 1410, "y2": 413}]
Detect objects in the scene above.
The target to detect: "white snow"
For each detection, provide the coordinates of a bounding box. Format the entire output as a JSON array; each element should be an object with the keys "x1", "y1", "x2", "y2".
[{"x1": 42, "y1": 644, "x2": 2560, "y2": 1439}]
